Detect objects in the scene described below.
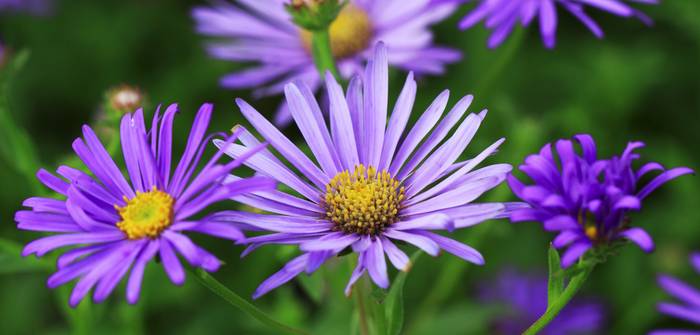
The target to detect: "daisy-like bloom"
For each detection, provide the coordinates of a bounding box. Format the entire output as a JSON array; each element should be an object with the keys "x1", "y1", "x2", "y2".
[
  {"x1": 213, "y1": 43, "x2": 513, "y2": 298},
  {"x1": 652, "y1": 252, "x2": 700, "y2": 335},
  {"x1": 507, "y1": 134, "x2": 693, "y2": 267},
  {"x1": 480, "y1": 269, "x2": 604, "y2": 334},
  {"x1": 15, "y1": 104, "x2": 275, "y2": 306},
  {"x1": 455, "y1": 0, "x2": 658, "y2": 48},
  {"x1": 192, "y1": 0, "x2": 461, "y2": 125}
]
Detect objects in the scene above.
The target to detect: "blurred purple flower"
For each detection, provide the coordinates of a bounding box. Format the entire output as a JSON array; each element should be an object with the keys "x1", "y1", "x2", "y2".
[
  {"x1": 213, "y1": 43, "x2": 515, "y2": 298},
  {"x1": 652, "y1": 252, "x2": 700, "y2": 335},
  {"x1": 192, "y1": 0, "x2": 461, "y2": 125},
  {"x1": 455, "y1": 0, "x2": 658, "y2": 48},
  {"x1": 508, "y1": 134, "x2": 693, "y2": 267},
  {"x1": 481, "y1": 269, "x2": 604, "y2": 335},
  {"x1": 0, "y1": 0, "x2": 50, "y2": 14},
  {"x1": 15, "y1": 104, "x2": 274, "y2": 306}
]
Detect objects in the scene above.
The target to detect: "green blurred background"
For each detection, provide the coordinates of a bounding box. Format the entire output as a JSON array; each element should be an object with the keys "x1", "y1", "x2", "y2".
[{"x1": 0, "y1": 0, "x2": 698, "y2": 334}]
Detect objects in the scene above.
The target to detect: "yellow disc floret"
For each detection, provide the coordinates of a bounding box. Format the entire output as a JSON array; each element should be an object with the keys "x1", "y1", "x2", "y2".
[
  {"x1": 324, "y1": 165, "x2": 404, "y2": 235},
  {"x1": 300, "y1": 4, "x2": 373, "y2": 59},
  {"x1": 116, "y1": 187, "x2": 175, "y2": 240}
]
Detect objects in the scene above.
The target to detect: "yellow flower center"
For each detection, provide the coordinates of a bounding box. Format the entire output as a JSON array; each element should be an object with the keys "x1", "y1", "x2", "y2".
[
  {"x1": 116, "y1": 188, "x2": 174, "y2": 240},
  {"x1": 300, "y1": 4, "x2": 373, "y2": 59},
  {"x1": 324, "y1": 165, "x2": 404, "y2": 235},
  {"x1": 585, "y1": 225, "x2": 598, "y2": 240}
]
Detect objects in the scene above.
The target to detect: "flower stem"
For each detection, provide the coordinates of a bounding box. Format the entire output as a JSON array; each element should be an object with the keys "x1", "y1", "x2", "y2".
[
  {"x1": 311, "y1": 29, "x2": 341, "y2": 80},
  {"x1": 354, "y1": 278, "x2": 371, "y2": 335},
  {"x1": 190, "y1": 268, "x2": 310, "y2": 335},
  {"x1": 522, "y1": 263, "x2": 596, "y2": 335}
]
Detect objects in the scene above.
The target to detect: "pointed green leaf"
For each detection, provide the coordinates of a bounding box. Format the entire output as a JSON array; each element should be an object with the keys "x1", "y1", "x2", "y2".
[
  {"x1": 385, "y1": 251, "x2": 421, "y2": 335},
  {"x1": 547, "y1": 245, "x2": 564, "y2": 305}
]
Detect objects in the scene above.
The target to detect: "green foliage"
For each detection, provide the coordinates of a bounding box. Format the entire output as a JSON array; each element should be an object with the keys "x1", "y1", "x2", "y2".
[{"x1": 0, "y1": 0, "x2": 698, "y2": 334}]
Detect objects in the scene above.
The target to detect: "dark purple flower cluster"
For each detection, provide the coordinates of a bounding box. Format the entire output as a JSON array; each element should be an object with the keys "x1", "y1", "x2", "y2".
[{"x1": 508, "y1": 134, "x2": 693, "y2": 267}]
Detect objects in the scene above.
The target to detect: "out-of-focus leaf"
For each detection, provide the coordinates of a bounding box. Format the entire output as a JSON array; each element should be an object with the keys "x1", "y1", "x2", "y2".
[{"x1": 0, "y1": 50, "x2": 43, "y2": 193}]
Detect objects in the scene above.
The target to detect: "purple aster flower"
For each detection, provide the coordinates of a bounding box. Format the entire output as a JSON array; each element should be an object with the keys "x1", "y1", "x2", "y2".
[
  {"x1": 15, "y1": 104, "x2": 275, "y2": 306},
  {"x1": 480, "y1": 269, "x2": 604, "y2": 334},
  {"x1": 508, "y1": 134, "x2": 694, "y2": 267},
  {"x1": 652, "y1": 252, "x2": 700, "y2": 335},
  {"x1": 192, "y1": 0, "x2": 461, "y2": 125},
  {"x1": 212, "y1": 43, "x2": 514, "y2": 298},
  {"x1": 455, "y1": 0, "x2": 658, "y2": 48}
]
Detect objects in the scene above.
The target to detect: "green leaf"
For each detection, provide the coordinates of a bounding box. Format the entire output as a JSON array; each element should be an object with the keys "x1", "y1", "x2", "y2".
[
  {"x1": 547, "y1": 245, "x2": 564, "y2": 305},
  {"x1": 385, "y1": 251, "x2": 421, "y2": 335},
  {"x1": 190, "y1": 267, "x2": 310, "y2": 335},
  {"x1": 0, "y1": 50, "x2": 43, "y2": 193}
]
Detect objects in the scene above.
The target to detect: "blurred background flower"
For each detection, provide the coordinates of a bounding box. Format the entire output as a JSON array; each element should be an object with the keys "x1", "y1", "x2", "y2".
[
  {"x1": 479, "y1": 268, "x2": 605, "y2": 334},
  {"x1": 455, "y1": 0, "x2": 657, "y2": 48},
  {"x1": 652, "y1": 252, "x2": 700, "y2": 334},
  {"x1": 192, "y1": 0, "x2": 460, "y2": 125}
]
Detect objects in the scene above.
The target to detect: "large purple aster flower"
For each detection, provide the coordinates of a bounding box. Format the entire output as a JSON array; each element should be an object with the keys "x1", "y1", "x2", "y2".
[
  {"x1": 508, "y1": 135, "x2": 693, "y2": 267},
  {"x1": 652, "y1": 252, "x2": 700, "y2": 335},
  {"x1": 192, "y1": 0, "x2": 460, "y2": 125},
  {"x1": 15, "y1": 104, "x2": 275, "y2": 306},
  {"x1": 212, "y1": 43, "x2": 513, "y2": 298},
  {"x1": 455, "y1": 0, "x2": 658, "y2": 48},
  {"x1": 480, "y1": 269, "x2": 604, "y2": 334}
]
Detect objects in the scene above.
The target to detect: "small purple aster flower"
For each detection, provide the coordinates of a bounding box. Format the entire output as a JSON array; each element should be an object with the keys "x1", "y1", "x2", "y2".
[
  {"x1": 456, "y1": 0, "x2": 658, "y2": 48},
  {"x1": 15, "y1": 104, "x2": 275, "y2": 306},
  {"x1": 192, "y1": 0, "x2": 461, "y2": 125},
  {"x1": 652, "y1": 252, "x2": 700, "y2": 335},
  {"x1": 213, "y1": 42, "x2": 514, "y2": 298},
  {"x1": 508, "y1": 134, "x2": 693, "y2": 267},
  {"x1": 480, "y1": 269, "x2": 604, "y2": 334}
]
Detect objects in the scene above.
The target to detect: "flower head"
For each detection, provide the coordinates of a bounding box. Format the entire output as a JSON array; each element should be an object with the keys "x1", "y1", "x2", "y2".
[
  {"x1": 653, "y1": 252, "x2": 700, "y2": 335},
  {"x1": 107, "y1": 85, "x2": 144, "y2": 114},
  {"x1": 15, "y1": 104, "x2": 274, "y2": 306},
  {"x1": 480, "y1": 269, "x2": 604, "y2": 335},
  {"x1": 508, "y1": 135, "x2": 693, "y2": 267},
  {"x1": 192, "y1": 0, "x2": 461, "y2": 125},
  {"x1": 456, "y1": 0, "x2": 657, "y2": 48},
  {"x1": 214, "y1": 43, "x2": 514, "y2": 298}
]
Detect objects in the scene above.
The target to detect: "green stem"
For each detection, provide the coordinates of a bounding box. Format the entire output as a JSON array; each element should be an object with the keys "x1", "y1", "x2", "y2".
[
  {"x1": 522, "y1": 263, "x2": 596, "y2": 335},
  {"x1": 190, "y1": 268, "x2": 310, "y2": 335},
  {"x1": 354, "y1": 279, "x2": 371, "y2": 335},
  {"x1": 310, "y1": 29, "x2": 340, "y2": 80}
]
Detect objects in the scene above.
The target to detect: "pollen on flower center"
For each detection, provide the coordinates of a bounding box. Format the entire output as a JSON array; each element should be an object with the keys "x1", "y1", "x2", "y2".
[
  {"x1": 116, "y1": 188, "x2": 174, "y2": 240},
  {"x1": 324, "y1": 165, "x2": 404, "y2": 235},
  {"x1": 300, "y1": 4, "x2": 373, "y2": 59}
]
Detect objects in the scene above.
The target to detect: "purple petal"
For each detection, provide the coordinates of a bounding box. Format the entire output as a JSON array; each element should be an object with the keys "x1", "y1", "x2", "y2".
[
  {"x1": 619, "y1": 227, "x2": 654, "y2": 252},
  {"x1": 561, "y1": 242, "x2": 592, "y2": 268},
  {"x1": 159, "y1": 239, "x2": 185, "y2": 286},
  {"x1": 253, "y1": 254, "x2": 309, "y2": 299},
  {"x1": 638, "y1": 167, "x2": 694, "y2": 200},
  {"x1": 418, "y1": 231, "x2": 484, "y2": 265},
  {"x1": 365, "y1": 239, "x2": 389, "y2": 289},
  {"x1": 383, "y1": 229, "x2": 440, "y2": 256},
  {"x1": 380, "y1": 237, "x2": 410, "y2": 271}
]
